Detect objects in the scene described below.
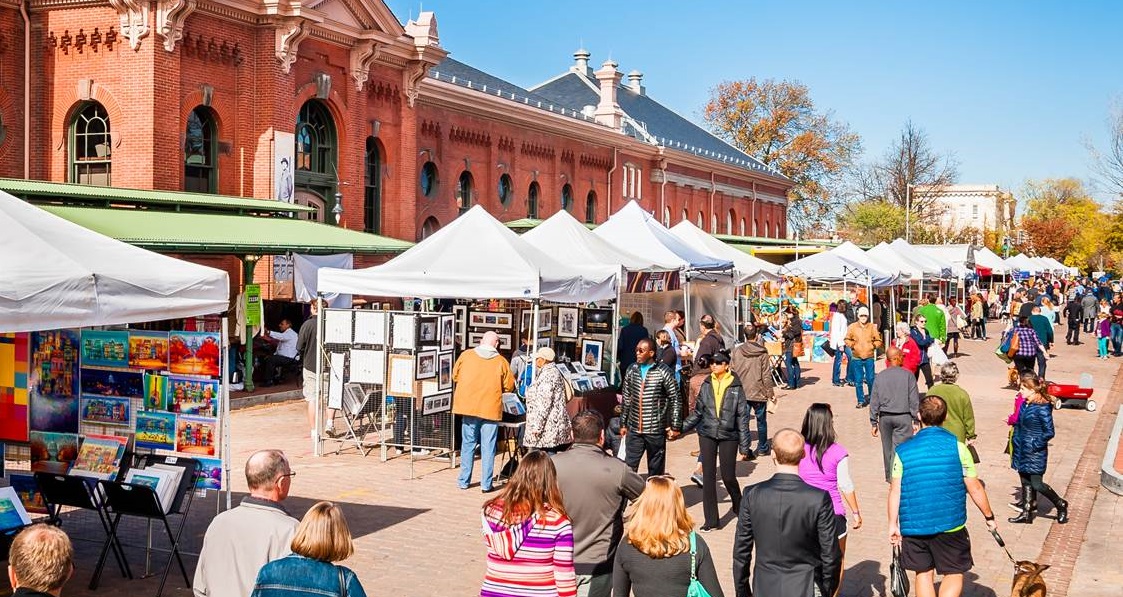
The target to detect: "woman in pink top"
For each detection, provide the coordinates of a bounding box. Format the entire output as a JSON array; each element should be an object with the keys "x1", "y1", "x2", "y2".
[{"x1": 797, "y1": 403, "x2": 862, "y2": 597}]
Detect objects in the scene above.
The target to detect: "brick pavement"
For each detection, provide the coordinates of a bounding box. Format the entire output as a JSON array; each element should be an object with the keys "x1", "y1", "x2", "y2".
[{"x1": 20, "y1": 323, "x2": 1123, "y2": 597}]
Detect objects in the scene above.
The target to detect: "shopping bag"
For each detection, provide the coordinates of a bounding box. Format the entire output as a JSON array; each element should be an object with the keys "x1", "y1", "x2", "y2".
[
  {"x1": 822, "y1": 343, "x2": 837, "y2": 358},
  {"x1": 994, "y1": 346, "x2": 1012, "y2": 364},
  {"x1": 791, "y1": 341, "x2": 805, "y2": 358},
  {"x1": 928, "y1": 344, "x2": 948, "y2": 366},
  {"x1": 889, "y1": 545, "x2": 910, "y2": 597},
  {"x1": 766, "y1": 396, "x2": 778, "y2": 414}
]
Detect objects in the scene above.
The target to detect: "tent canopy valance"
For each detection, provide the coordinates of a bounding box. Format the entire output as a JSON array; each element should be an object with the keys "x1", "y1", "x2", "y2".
[
  {"x1": 592, "y1": 201, "x2": 732, "y2": 272},
  {"x1": 668, "y1": 220, "x2": 779, "y2": 284},
  {"x1": 0, "y1": 191, "x2": 230, "y2": 333},
  {"x1": 317, "y1": 205, "x2": 617, "y2": 302}
]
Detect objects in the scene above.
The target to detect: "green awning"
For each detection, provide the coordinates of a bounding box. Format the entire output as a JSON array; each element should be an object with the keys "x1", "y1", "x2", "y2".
[
  {"x1": 41, "y1": 205, "x2": 413, "y2": 255},
  {"x1": 505, "y1": 217, "x2": 595, "y2": 232},
  {"x1": 0, "y1": 178, "x2": 314, "y2": 214}
]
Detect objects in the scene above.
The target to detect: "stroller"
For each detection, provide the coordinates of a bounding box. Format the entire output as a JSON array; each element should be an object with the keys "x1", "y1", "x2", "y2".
[{"x1": 1047, "y1": 373, "x2": 1097, "y2": 412}]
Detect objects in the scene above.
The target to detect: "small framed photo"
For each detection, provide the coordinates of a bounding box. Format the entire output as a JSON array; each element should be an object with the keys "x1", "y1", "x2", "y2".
[
  {"x1": 437, "y1": 351, "x2": 453, "y2": 390},
  {"x1": 536, "y1": 336, "x2": 551, "y2": 349},
  {"x1": 557, "y1": 307, "x2": 579, "y2": 338},
  {"x1": 387, "y1": 354, "x2": 415, "y2": 397},
  {"x1": 582, "y1": 309, "x2": 613, "y2": 333},
  {"x1": 452, "y1": 305, "x2": 467, "y2": 345},
  {"x1": 422, "y1": 393, "x2": 452, "y2": 416},
  {"x1": 580, "y1": 339, "x2": 604, "y2": 371},
  {"x1": 469, "y1": 311, "x2": 513, "y2": 330},
  {"x1": 415, "y1": 349, "x2": 437, "y2": 379},
  {"x1": 417, "y1": 317, "x2": 439, "y2": 345},
  {"x1": 496, "y1": 333, "x2": 513, "y2": 350},
  {"x1": 519, "y1": 310, "x2": 533, "y2": 336},
  {"x1": 536, "y1": 308, "x2": 553, "y2": 333},
  {"x1": 440, "y1": 315, "x2": 455, "y2": 350},
  {"x1": 591, "y1": 375, "x2": 609, "y2": 389},
  {"x1": 467, "y1": 332, "x2": 512, "y2": 350}
]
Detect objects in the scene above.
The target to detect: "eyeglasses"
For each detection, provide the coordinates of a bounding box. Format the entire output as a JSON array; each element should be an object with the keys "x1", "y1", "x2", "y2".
[{"x1": 277, "y1": 471, "x2": 297, "y2": 482}]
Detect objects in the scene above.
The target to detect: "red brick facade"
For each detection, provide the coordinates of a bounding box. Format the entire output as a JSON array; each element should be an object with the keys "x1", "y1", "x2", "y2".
[{"x1": 0, "y1": 0, "x2": 789, "y2": 245}]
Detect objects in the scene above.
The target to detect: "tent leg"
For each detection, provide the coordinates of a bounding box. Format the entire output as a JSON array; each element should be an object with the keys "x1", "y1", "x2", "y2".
[
  {"x1": 531, "y1": 302, "x2": 540, "y2": 381},
  {"x1": 611, "y1": 299, "x2": 621, "y2": 385},
  {"x1": 221, "y1": 315, "x2": 232, "y2": 511},
  {"x1": 314, "y1": 294, "x2": 325, "y2": 457}
]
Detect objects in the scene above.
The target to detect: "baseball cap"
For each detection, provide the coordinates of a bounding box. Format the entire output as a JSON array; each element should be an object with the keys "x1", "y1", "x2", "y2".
[
  {"x1": 533, "y1": 347, "x2": 556, "y2": 362},
  {"x1": 857, "y1": 307, "x2": 870, "y2": 317}
]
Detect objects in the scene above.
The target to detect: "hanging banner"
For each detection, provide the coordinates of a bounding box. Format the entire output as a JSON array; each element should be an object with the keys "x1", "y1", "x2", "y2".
[
  {"x1": 625, "y1": 271, "x2": 681, "y2": 293},
  {"x1": 245, "y1": 284, "x2": 262, "y2": 327}
]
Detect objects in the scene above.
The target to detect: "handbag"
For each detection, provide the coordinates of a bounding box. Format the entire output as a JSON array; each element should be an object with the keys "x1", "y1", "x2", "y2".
[
  {"x1": 927, "y1": 344, "x2": 948, "y2": 366},
  {"x1": 822, "y1": 343, "x2": 837, "y2": 358},
  {"x1": 791, "y1": 341, "x2": 805, "y2": 358},
  {"x1": 686, "y1": 531, "x2": 714, "y2": 597},
  {"x1": 337, "y1": 566, "x2": 348, "y2": 597},
  {"x1": 1006, "y1": 331, "x2": 1020, "y2": 359},
  {"x1": 889, "y1": 545, "x2": 910, "y2": 597},
  {"x1": 766, "y1": 396, "x2": 778, "y2": 414}
]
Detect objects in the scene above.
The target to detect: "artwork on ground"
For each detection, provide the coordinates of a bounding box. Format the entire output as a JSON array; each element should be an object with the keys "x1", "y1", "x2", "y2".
[
  {"x1": 81, "y1": 330, "x2": 130, "y2": 369},
  {"x1": 169, "y1": 331, "x2": 222, "y2": 377},
  {"x1": 81, "y1": 368, "x2": 144, "y2": 398},
  {"x1": 80, "y1": 394, "x2": 132, "y2": 426},
  {"x1": 29, "y1": 431, "x2": 79, "y2": 474},
  {"x1": 135, "y1": 410, "x2": 176, "y2": 451},
  {"x1": 7, "y1": 473, "x2": 47, "y2": 514},
  {"x1": 29, "y1": 330, "x2": 81, "y2": 433},
  {"x1": 0, "y1": 333, "x2": 30, "y2": 443},
  {"x1": 128, "y1": 331, "x2": 170, "y2": 371},
  {"x1": 166, "y1": 376, "x2": 218, "y2": 416},
  {"x1": 176, "y1": 415, "x2": 217, "y2": 456},
  {"x1": 143, "y1": 373, "x2": 167, "y2": 411},
  {"x1": 195, "y1": 457, "x2": 223, "y2": 490}
]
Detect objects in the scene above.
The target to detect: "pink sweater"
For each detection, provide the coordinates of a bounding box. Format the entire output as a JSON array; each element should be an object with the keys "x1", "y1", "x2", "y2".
[{"x1": 481, "y1": 504, "x2": 576, "y2": 597}]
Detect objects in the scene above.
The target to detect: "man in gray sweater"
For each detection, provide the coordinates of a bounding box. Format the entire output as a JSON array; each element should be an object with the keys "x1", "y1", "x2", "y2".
[
  {"x1": 553, "y1": 411, "x2": 645, "y2": 597},
  {"x1": 870, "y1": 347, "x2": 920, "y2": 483}
]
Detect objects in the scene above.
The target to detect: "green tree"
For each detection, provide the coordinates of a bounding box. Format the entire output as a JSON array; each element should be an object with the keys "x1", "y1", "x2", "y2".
[{"x1": 836, "y1": 200, "x2": 905, "y2": 245}]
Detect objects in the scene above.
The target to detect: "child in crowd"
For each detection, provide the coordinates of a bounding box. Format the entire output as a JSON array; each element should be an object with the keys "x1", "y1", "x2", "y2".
[{"x1": 1096, "y1": 310, "x2": 1110, "y2": 359}]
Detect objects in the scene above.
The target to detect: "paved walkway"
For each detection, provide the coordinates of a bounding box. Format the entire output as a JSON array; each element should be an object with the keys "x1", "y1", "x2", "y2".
[{"x1": 32, "y1": 325, "x2": 1123, "y2": 597}]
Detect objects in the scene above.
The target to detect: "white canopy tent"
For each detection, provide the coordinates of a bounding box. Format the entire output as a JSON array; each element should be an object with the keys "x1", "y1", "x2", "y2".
[
  {"x1": 523, "y1": 209, "x2": 656, "y2": 272},
  {"x1": 888, "y1": 239, "x2": 957, "y2": 279},
  {"x1": 668, "y1": 220, "x2": 780, "y2": 285},
  {"x1": 912, "y1": 243, "x2": 1008, "y2": 277},
  {"x1": 782, "y1": 247, "x2": 901, "y2": 287},
  {"x1": 593, "y1": 201, "x2": 732, "y2": 271},
  {"x1": 868, "y1": 243, "x2": 938, "y2": 282},
  {"x1": 319, "y1": 205, "x2": 617, "y2": 302},
  {"x1": 0, "y1": 190, "x2": 231, "y2": 333},
  {"x1": 1005, "y1": 253, "x2": 1042, "y2": 274}
]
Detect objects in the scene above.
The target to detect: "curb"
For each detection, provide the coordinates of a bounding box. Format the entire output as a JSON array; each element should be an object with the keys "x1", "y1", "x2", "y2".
[
  {"x1": 1102, "y1": 406, "x2": 1123, "y2": 495},
  {"x1": 231, "y1": 389, "x2": 303, "y2": 411}
]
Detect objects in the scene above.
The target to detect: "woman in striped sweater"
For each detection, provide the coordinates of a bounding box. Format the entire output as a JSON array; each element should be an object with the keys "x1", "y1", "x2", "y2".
[{"x1": 480, "y1": 450, "x2": 577, "y2": 597}]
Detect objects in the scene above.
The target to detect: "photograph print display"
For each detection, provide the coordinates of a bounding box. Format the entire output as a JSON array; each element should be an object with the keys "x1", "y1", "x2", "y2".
[
  {"x1": 467, "y1": 332, "x2": 512, "y2": 350},
  {"x1": 417, "y1": 317, "x2": 439, "y2": 345},
  {"x1": 128, "y1": 331, "x2": 169, "y2": 371},
  {"x1": 391, "y1": 315, "x2": 416, "y2": 350},
  {"x1": 557, "y1": 307, "x2": 579, "y2": 338},
  {"x1": 469, "y1": 311, "x2": 513, "y2": 330},
  {"x1": 437, "y1": 352, "x2": 453, "y2": 390},
  {"x1": 421, "y1": 393, "x2": 451, "y2": 416},
  {"x1": 452, "y1": 305, "x2": 468, "y2": 345},
  {"x1": 387, "y1": 354, "x2": 415, "y2": 397},
  {"x1": 415, "y1": 349, "x2": 437, "y2": 379},
  {"x1": 581, "y1": 309, "x2": 613, "y2": 333},
  {"x1": 536, "y1": 308, "x2": 553, "y2": 333},
  {"x1": 29, "y1": 329, "x2": 81, "y2": 434},
  {"x1": 81, "y1": 330, "x2": 130, "y2": 369},
  {"x1": 440, "y1": 315, "x2": 455, "y2": 350},
  {"x1": 581, "y1": 339, "x2": 604, "y2": 371}
]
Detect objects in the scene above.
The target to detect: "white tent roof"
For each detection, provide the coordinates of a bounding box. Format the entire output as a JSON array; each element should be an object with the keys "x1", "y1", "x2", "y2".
[
  {"x1": 974, "y1": 247, "x2": 1011, "y2": 274},
  {"x1": 868, "y1": 242, "x2": 942, "y2": 281},
  {"x1": 912, "y1": 243, "x2": 1009, "y2": 276},
  {"x1": 888, "y1": 239, "x2": 958, "y2": 278},
  {"x1": 830, "y1": 241, "x2": 905, "y2": 285},
  {"x1": 318, "y1": 205, "x2": 617, "y2": 302},
  {"x1": 1005, "y1": 253, "x2": 1042, "y2": 273},
  {"x1": 782, "y1": 244, "x2": 901, "y2": 287},
  {"x1": 0, "y1": 190, "x2": 230, "y2": 333},
  {"x1": 668, "y1": 220, "x2": 780, "y2": 284},
  {"x1": 523, "y1": 209, "x2": 656, "y2": 272},
  {"x1": 593, "y1": 201, "x2": 732, "y2": 271}
]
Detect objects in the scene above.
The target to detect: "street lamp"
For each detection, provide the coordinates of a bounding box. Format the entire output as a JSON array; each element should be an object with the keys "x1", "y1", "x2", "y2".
[{"x1": 332, "y1": 191, "x2": 344, "y2": 224}]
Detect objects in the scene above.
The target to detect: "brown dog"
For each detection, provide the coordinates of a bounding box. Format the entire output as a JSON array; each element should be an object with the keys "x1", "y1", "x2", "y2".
[
  {"x1": 1007, "y1": 367, "x2": 1021, "y2": 388},
  {"x1": 1011, "y1": 561, "x2": 1049, "y2": 597}
]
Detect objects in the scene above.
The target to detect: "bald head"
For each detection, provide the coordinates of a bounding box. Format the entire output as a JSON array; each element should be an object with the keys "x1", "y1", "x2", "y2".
[
  {"x1": 481, "y1": 331, "x2": 500, "y2": 348},
  {"x1": 8, "y1": 524, "x2": 73, "y2": 595},
  {"x1": 771, "y1": 428, "x2": 805, "y2": 466},
  {"x1": 245, "y1": 449, "x2": 290, "y2": 493},
  {"x1": 886, "y1": 346, "x2": 904, "y2": 366}
]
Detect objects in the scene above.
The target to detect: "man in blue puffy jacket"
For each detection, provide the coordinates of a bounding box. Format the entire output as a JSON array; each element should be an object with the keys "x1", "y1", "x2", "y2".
[{"x1": 889, "y1": 396, "x2": 998, "y2": 597}]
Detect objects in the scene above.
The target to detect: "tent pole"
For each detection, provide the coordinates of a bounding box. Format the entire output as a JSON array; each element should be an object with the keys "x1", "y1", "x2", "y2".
[
  {"x1": 531, "y1": 301, "x2": 540, "y2": 381},
  {"x1": 221, "y1": 314, "x2": 232, "y2": 511},
  {"x1": 242, "y1": 257, "x2": 256, "y2": 392},
  {"x1": 611, "y1": 297, "x2": 621, "y2": 385},
  {"x1": 314, "y1": 294, "x2": 325, "y2": 457}
]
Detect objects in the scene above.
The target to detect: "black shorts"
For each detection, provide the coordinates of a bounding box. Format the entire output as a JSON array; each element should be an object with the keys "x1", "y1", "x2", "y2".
[
  {"x1": 947, "y1": 331, "x2": 960, "y2": 340},
  {"x1": 835, "y1": 514, "x2": 848, "y2": 539},
  {"x1": 901, "y1": 528, "x2": 973, "y2": 575}
]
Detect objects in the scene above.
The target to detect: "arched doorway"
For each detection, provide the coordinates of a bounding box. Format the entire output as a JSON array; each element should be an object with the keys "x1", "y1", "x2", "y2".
[{"x1": 295, "y1": 100, "x2": 338, "y2": 223}]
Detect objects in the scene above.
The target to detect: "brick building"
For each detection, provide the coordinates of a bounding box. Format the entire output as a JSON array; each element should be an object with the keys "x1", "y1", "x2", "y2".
[{"x1": 0, "y1": 0, "x2": 790, "y2": 249}]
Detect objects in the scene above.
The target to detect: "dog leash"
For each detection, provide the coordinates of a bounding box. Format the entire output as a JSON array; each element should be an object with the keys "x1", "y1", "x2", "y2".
[{"x1": 990, "y1": 529, "x2": 1017, "y2": 564}]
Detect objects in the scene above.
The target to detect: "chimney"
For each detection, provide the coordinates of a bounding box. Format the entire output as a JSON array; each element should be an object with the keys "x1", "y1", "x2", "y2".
[
  {"x1": 626, "y1": 70, "x2": 644, "y2": 95},
  {"x1": 572, "y1": 48, "x2": 591, "y2": 76},
  {"x1": 594, "y1": 59, "x2": 623, "y2": 130}
]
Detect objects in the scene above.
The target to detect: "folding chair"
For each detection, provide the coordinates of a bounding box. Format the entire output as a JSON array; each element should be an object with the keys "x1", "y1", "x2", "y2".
[
  {"x1": 34, "y1": 472, "x2": 132, "y2": 588},
  {"x1": 94, "y1": 456, "x2": 200, "y2": 597},
  {"x1": 769, "y1": 355, "x2": 786, "y2": 388},
  {"x1": 335, "y1": 382, "x2": 381, "y2": 456}
]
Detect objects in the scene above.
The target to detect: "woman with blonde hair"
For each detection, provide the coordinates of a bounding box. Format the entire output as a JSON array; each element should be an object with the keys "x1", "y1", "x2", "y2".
[
  {"x1": 251, "y1": 501, "x2": 366, "y2": 597},
  {"x1": 612, "y1": 476, "x2": 723, "y2": 597},
  {"x1": 480, "y1": 450, "x2": 576, "y2": 597}
]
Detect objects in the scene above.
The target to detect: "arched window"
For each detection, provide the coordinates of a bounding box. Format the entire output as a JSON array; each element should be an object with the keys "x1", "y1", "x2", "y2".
[
  {"x1": 295, "y1": 190, "x2": 325, "y2": 222},
  {"x1": 765, "y1": 221, "x2": 771, "y2": 238},
  {"x1": 295, "y1": 101, "x2": 334, "y2": 175},
  {"x1": 420, "y1": 161, "x2": 438, "y2": 197},
  {"x1": 681, "y1": 209, "x2": 688, "y2": 223},
  {"x1": 184, "y1": 106, "x2": 217, "y2": 193},
  {"x1": 585, "y1": 191, "x2": 597, "y2": 224},
  {"x1": 739, "y1": 218, "x2": 746, "y2": 237},
  {"x1": 662, "y1": 207, "x2": 671, "y2": 227},
  {"x1": 457, "y1": 171, "x2": 474, "y2": 214},
  {"x1": 364, "y1": 137, "x2": 382, "y2": 233},
  {"x1": 70, "y1": 101, "x2": 111, "y2": 185},
  {"x1": 561, "y1": 183, "x2": 574, "y2": 212},
  {"x1": 710, "y1": 213, "x2": 717, "y2": 233},
  {"x1": 527, "y1": 181, "x2": 540, "y2": 219},
  {"x1": 421, "y1": 216, "x2": 441, "y2": 240},
  {"x1": 498, "y1": 174, "x2": 513, "y2": 206},
  {"x1": 697, "y1": 211, "x2": 703, "y2": 228},
  {"x1": 726, "y1": 209, "x2": 734, "y2": 235}
]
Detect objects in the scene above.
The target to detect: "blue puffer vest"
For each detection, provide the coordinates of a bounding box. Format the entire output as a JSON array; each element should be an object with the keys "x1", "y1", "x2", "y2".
[{"x1": 896, "y1": 426, "x2": 967, "y2": 536}]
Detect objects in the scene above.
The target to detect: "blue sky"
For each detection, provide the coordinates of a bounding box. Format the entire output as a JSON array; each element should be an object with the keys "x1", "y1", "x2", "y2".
[{"x1": 386, "y1": 1, "x2": 1123, "y2": 203}]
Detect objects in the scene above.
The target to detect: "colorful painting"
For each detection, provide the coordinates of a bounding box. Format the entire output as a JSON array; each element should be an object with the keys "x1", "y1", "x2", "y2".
[
  {"x1": 81, "y1": 330, "x2": 130, "y2": 369},
  {"x1": 195, "y1": 457, "x2": 223, "y2": 490},
  {"x1": 29, "y1": 431, "x2": 79, "y2": 474},
  {"x1": 71, "y1": 434, "x2": 128, "y2": 480},
  {"x1": 166, "y1": 376, "x2": 218, "y2": 416},
  {"x1": 81, "y1": 368, "x2": 143, "y2": 398},
  {"x1": 143, "y1": 373, "x2": 168, "y2": 411},
  {"x1": 169, "y1": 331, "x2": 222, "y2": 377},
  {"x1": 135, "y1": 411, "x2": 176, "y2": 450},
  {"x1": 176, "y1": 415, "x2": 217, "y2": 456},
  {"x1": 128, "y1": 331, "x2": 170, "y2": 371},
  {"x1": 29, "y1": 330, "x2": 81, "y2": 433},
  {"x1": 0, "y1": 333, "x2": 30, "y2": 442},
  {"x1": 80, "y1": 394, "x2": 132, "y2": 426},
  {"x1": 7, "y1": 473, "x2": 48, "y2": 514}
]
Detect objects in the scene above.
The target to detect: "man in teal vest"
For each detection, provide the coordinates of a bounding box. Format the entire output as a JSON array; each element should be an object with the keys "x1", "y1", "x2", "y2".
[{"x1": 888, "y1": 396, "x2": 998, "y2": 597}]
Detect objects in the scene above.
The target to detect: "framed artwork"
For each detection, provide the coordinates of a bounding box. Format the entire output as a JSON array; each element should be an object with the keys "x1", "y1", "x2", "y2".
[
  {"x1": 519, "y1": 310, "x2": 533, "y2": 336},
  {"x1": 439, "y1": 315, "x2": 455, "y2": 351},
  {"x1": 415, "y1": 349, "x2": 437, "y2": 379},
  {"x1": 437, "y1": 352, "x2": 453, "y2": 390},
  {"x1": 168, "y1": 331, "x2": 222, "y2": 377},
  {"x1": 469, "y1": 311, "x2": 513, "y2": 330},
  {"x1": 392, "y1": 315, "x2": 416, "y2": 350},
  {"x1": 29, "y1": 431, "x2": 78, "y2": 474},
  {"x1": 580, "y1": 339, "x2": 604, "y2": 371},
  {"x1": 1, "y1": 333, "x2": 31, "y2": 443},
  {"x1": 467, "y1": 332, "x2": 512, "y2": 350},
  {"x1": 554, "y1": 340, "x2": 577, "y2": 362},
  {"x1": 387, "y1": 354, "x2": 415, "y2": 397},
  {"x1": 143, "y1": 373, "x2": 167, "y2": 411},
  {"x1": 452, "y1": 305, "x2": 468, "y2": 345},
  {"x1": 417, "y1": 317, "x2": 439, "y2": 345},
  {"x1": 176, "y1": 415, "x2": 218, "y2": 456},
  {"x1": 536, "y1": 308, "x2": 553, "y2": 333},
  {"x1": 29, "y1": 330, "x2": 81, "y2": 434},
  {"x1": 80, "y1": 395, "x2": 131, "y2": 426},
  {"x1": 582, "y1": 309, "x2": 613, "y2": 333},
  {"x1": 81, "y1": 330, "x2": 130, "y2": 369},
  {"x1": 195, "y1": 457, "x2": 223, "y2": 490},
  {"x1": 135, "y1": 411, "x2": 176, "y2": 451},
  {"x1": 557, "y1": 307, "x2": 579, "y2": 338},
  {"x1": 353, "y1": 311, "x2": 387, "y2": 345},
  {"x1": 81, "y1": 368, "x2": 143, "y2": 400},
  {"x1": 536, "y1": 336, "x2": 552, "y2": 349},
  {"x1": 422, "y1": 393, "x2": 452, "y2": 416},
  {"x1": 127, "y1": 331, "x2": 169, "y2": 371},
  {"x1": 166, "y1": 376, "x2": 219, "y2": 417}
]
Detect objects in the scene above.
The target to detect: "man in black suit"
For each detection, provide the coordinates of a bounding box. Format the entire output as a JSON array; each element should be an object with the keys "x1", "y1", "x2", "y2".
[{"x1": 732, "y1": 428, "x2": 841, "y2": 597}]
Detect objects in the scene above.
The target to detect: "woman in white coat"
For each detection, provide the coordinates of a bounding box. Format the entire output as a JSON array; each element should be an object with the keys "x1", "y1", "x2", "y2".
[{"x1": 830, "y1": 301, "x2": 851, "y2": 387}]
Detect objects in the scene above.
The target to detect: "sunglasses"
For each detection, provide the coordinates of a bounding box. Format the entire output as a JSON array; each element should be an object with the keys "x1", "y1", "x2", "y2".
[
  {"x1": 917, "y1": 319, "x2": 927, "y2": 323},
  {"x1": 277, "y1": 471, "x2": 297, "y2": 481}
]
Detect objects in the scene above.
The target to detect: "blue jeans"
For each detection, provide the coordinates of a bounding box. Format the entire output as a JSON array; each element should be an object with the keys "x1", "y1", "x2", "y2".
[
  {"x1": 783, "y1": 351, "x2": 801, "y2": 388},
  {"x1": 458, "y1": 416, "x2": 498, "y2": 490},
  {"x1": 832, "y1": 348, "x2": 845, "y2": 385},
  {"x1": 844, "y1": 346, "x2": 856, "y2": 384},
  {"x1": 1112, "y1": 323, "x2": 1123, "y2": 355},
  {"x1": 852, "y1": 357, "x2": 875, "y2": 405},
  {"x1": 748, "y1": 400, "x2": 768, "y2": 449}
]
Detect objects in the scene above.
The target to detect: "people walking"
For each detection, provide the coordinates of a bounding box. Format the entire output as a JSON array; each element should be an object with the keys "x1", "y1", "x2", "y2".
[
  {"x1": 453, "y1": 331, "x2": 516, "y2": 492},
  {"x1": 945, "y1": 297, "x2": 965, "y2": 357},
  {"x1": 782, "y1": 309, "x2": 804, "y2": 389},
  {"x1": 1029, "y1": 305, "x2": 1054, "y2": 378},
  {"x1": 689, "y1": 314, "x2": 727, "y2": 408},
  {"x1": 251, "y1": 501, "x2": 367, "y2": 597},
  {"x1": 730, "y1": 324, "x2": 773, "y2": 457},
  {"x1": 1111, "y1": 296, "x2": 1123, "y2": 356},
  {"x1": 915, "y1": 295, "x2": 947, "y2": 345},
  {"x1": 620, "y1": 338, "x2": 682, "y2": 476},
  {"x1": 798, "y1": 404, "x2": 862, "y2": 597},
  {"x1": 297, "y1": 299, "x2": 338, "y2": 438},
  {"x1": 889, "y1": 396, "x2": 998, "y2": 597},
  {"x1": 733, "y1": 428, "x2": 842, "y2": 597},
  {"x1": 681, "y1": 351, "x2": 751, "y2": 531},
  {"x1": 1082, "y1": 290, "x2": 1099, "y2": 334},
  {"x1": 829, "y1": 302, "x2": 850, "y2": 386},
  {"x1": 1010, "y1": 316, "x2": 1044, "y2": 376},
  {"x1": 617, "y1": 311, "x2": 650, "y2": 375},
  {"x1": 869, "y1": 347, "x2": 920, "y2": 482},
  {"x1": 1008, "y1": 374, "x2": 1069, "y2": 525},
  {"x1": 889, "y1": 322, "x2": 921, "y2": 376},
  {"x1": 522, "y1": 347, "x2": 573, "y2": 453},
  {"x1": 843, "y1": 307, "x2": 882, "y2": 408},
  {"x1": 552, "y1": 411, "x2": 645, "y2": 597},
  {"x1": 480, "y1": 450, "x2": 577, "y2": 597},
  {"x1": 970, "y1": 294, "x2": 987, "y2": 341},
  {"x1": 1064, "y1": 293, "x2": 1083, "y2": 345},
  {"x1": 925, "y1": 362, "x2": 977, "y2": 446},
  {"x1": 909, "y1": 314, "x2": 936, "y2": 389},
  {"x1": 1097, "y1": 310, "x2": 1111, "y2": 359}
]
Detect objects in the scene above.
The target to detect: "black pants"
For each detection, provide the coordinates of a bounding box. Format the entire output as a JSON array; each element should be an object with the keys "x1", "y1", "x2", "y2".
[
  {"x1": 1018, "y1": 472, "x2": 1065, "y2": 507},
  {"x1": 1083, "y1": 317, "x2": 1095, "y2": 333},
  {"x1": 972, "y1": 319, "x2": 988, "y2": 340},
  {"x1": 915, "y1": 362, "x2": 933, "y2": 389},
  {"x1": 1036, "y1": 350, "x2": 1048, "y2": 378},
  {"x1": 625, "y1": 432, "x2": 667, "y2": 476},
  {"x1": 1013, "y1": 355, "x2": 1036, "y2": 376},
  {"x1": 263, "y1": 354, "x2": 299, "y2": 383},
  {"x1": 698, "y1": 435, "x2": 741, "y2": 527},
  {"x1": 1066, "y1": 323, "x2": 1080, "y2": 344}
]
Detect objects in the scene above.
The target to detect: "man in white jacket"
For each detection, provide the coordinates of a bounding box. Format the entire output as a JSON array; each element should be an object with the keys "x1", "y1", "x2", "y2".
[{"x1": 830, "y1": 302, "x2": 851, "y2": 387}]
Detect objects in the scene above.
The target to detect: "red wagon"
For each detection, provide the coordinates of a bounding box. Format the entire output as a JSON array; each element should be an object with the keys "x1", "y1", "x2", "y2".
[{"x1": 1047, "y1": 382, "x2": 1096, "y2": 412}]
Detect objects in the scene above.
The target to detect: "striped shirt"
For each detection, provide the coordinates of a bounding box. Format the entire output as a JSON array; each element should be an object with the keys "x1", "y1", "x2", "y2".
[{"x1": 481, "y1": 503, "x2": 577, "y2": 597}]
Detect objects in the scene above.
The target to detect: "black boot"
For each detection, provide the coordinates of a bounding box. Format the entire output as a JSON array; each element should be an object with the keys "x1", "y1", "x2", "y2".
[
  {"x1": 1009, "y1": 489, "x2": 1036, "y2": 524},
  {"x1": 1038, "y1": 484, "x2": 1069, "y2": 524}
]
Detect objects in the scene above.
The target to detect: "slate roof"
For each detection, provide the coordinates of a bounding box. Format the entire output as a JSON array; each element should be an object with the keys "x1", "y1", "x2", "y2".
[{"x1": 428, "y1": 57, "x2": 782, "y2": 178}]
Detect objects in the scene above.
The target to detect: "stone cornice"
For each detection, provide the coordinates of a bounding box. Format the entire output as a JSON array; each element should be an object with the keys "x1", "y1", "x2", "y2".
[{"x1": 651, "y1": 170, "x2": 786, "y2": 203}]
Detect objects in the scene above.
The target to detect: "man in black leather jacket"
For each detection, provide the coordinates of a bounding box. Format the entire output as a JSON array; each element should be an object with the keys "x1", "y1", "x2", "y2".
[{"x1": 619, "y1": 338, "x2": 682, "y2": 476}]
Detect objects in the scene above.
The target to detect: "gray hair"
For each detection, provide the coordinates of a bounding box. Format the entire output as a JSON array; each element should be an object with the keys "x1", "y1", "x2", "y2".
[
  {"x1": 895, "y1": 322, "x2": 911, "y2": 337},
  {"x1": 939, "y1": 361, "x2": 960, "y2": 384},
  {"x1": 245, "y1": 449, "x2": 290, "y2": 490}
]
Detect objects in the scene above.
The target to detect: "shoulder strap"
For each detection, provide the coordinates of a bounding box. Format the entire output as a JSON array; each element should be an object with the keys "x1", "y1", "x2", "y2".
[{"x1": 689, "y1": 531, "x2": 698, "y2": 580}]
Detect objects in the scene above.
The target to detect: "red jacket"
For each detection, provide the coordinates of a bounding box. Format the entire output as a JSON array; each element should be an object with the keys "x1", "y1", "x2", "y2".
[{"x1": 888, "y1": 337, "x2": 921, "y2": 374}]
